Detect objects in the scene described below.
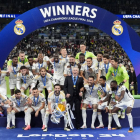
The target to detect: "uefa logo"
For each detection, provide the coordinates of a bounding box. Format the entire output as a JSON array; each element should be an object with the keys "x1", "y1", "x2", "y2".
[
  {"x1": 14, "y1": 19, "x2": 26, "y2": 35},
  {"x1": 112, "y1": 20, "x2": 123, "y2": 36}
]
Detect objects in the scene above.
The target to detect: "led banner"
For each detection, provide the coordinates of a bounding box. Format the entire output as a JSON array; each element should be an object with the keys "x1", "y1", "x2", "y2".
[{"x1": 0, "y1": 2, "x2": 140, "y2": 92}]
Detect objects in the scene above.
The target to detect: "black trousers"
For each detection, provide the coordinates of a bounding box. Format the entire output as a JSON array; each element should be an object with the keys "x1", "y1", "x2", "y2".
[
  {"x1": 130, "y1": 83, "x2": 138, "y2": 95},
  {"x1": 67, "y1": 95, "x2": 81, "y2": 128}
]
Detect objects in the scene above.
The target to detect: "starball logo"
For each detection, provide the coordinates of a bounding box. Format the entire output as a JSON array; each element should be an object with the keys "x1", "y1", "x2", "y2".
[{"x1": 39, "y1": 5, "x2": 97, "y2": 18}]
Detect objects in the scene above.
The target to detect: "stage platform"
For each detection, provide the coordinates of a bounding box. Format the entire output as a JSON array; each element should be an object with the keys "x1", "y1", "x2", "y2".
[
  {"x1": 0, "y1": 127, "x2": 140, "y2": 140},
  {"x1": 0, "y1": 99, "x2": 140, "y2": 128}
]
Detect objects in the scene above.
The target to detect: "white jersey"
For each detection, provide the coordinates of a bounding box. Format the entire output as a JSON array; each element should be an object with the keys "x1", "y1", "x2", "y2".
[
  {"x1": 24, "y1": 62, "x2": 33, "y2": 72},
  {"x1": 16, "y1": 71, "x2": 34, "y2": 89},
  {"x1": 59, "y1": 55, "x2": 69, "y2": 63},
  {"x1": 110, "y1": 85, "x2": 134, "y2": 102},
  {"x1": 81, "y1": 63, "x2": 98, "y2": 79},
  {"x1": 43, "y1": 56, "x2": 50, "y2": 62},
  {"x1": 10, "y1": 93, "x2": 28, "y2": 108},
  {"x1": 48, "y1": 91, "x2": 65, "y2": 104},
  {"x1": 92, "y1": 58, "x2": 103, "y2": 70},
  {"x1": 0, "y1": 71, "x2": 7, "y2": 85},
  {"x1": 84, "y1": 83, "x2": 99, "y2": 98},
  {"x1": 64, "y1": 63, "x2": 79, "y2": 75},
  {"x1": 32, "y1": 61, "x2": 47, "y2": 73},
  {"x1": 29, "y1": 93, "x2": 46, "y2": 107},
  {"x1": 52, "y1": 59, "x2": 66, "y2": 77},
  {"x1": 0, "y1": 93, "x2": 8, "y2": 103}
]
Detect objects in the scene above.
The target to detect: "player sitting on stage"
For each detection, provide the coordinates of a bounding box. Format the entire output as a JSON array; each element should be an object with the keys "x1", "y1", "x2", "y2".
[
  {"x1": 80, "y1": 76, "x2": 100, "y2": 129},
  {"x1": 96, "y1": 76, "x2": 111, "y2": 129},
  {"x1": 99, "y1": 80, "x2": 134, "y2": 132},
  {"x1": 16, "y1": 66, "x2": 34, "y2": 94},
  {"x1": 24, "y1": 87, "x2": 46, "y2": 130},
  {"x1": 43, "y1": 84, "x2": 70, "y2": 132},
  {"x1": 7, "y1": 89, "x2": 28, "y2": 129}
]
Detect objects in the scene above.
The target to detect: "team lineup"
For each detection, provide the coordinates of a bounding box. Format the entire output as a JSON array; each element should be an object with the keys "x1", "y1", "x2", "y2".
[{"x1": 0, "y1": 43, "x2": 134, "y2": 133}]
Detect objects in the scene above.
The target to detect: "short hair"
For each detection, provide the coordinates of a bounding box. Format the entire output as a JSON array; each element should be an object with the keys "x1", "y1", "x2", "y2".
[
  {"x1": 70, "y1": 55, "x2": 75, "y2": 58},
  {"x1": 111, "y1": 57, "x2": 118, "y2": 62},
  {"x1": 79, "y1": 53, "x2": 85, "y2": 57},
  {"x1": 39, "y1": 67, "x2": 47, "y2": 72},
  {"x1": 15, "y1": 89, "x2": 21, "y2": 94},
  {"x1": 80, "y1": 42, "x2": 86, "y2": 46},
  {"x1": 111, "y1": 80, "x2": 117, "y2": 85},
  {"x1": 87, "y1": 57, "x2": 92, "y2": 60},
  {"x1": 88, "y1": 76, "x2": 94, "y2": 80},
  {"x1": 20, "y1": 66, "x2": 27, "y2": 70},
  {"x1": 28, "y1": 56, "x2": 33, "y2": 59},
  {"x1": 54, "y1": 84, "x2": 61, "y2": 88},
  {"x1": 60, "y1": 47, "x2": 66, "y2": 51},
  {"x1": 19, "y1": 51, "x2": 25, "y2": 54},
  {"x1": 38, "y1": 53, "x2": 44, "y2": 57},
  {"x1": 97, "y1": 52, "x2": 103, "y2": 55},
  {"x1": 100, "y1": 76, "x2": 106, "y2": 81},
  {"x1": 103, "y1": 54, "x2": 109, "y2": 59},
  {"x1": 32, "y1": 87, "x2": 38, "y2": 90},
  {"x1": 72, "y1": 67, "x2": 79, "y2": 72},
  {"x1": 12, "y1": 55, "x2": 18, "y2": 59}
]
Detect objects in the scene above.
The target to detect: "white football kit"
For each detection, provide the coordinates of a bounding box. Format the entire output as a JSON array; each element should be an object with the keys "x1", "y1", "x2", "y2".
[
  {"x1": 32, "y1": 61, "x2": 47, "y2": 73},
  {"x1": 16, "y1": 71, "x2": 34, "y2": 90},
  {"x1": 83, "y1": 83, "x2": 99, "y2": 105}
]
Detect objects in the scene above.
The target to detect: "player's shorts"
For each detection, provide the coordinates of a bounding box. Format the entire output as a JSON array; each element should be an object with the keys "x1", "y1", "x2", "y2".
[
  {"x1": 83, "y1": 97, "x2": 99, "y2": 105},
  {"x1": 31, "y1": 105, "x2": 45, "y2": 112},
  {"x1": 0, "y1": 104, "x2": 10, "y2": 110},
  {"x1": 9, "y1": 79, "x2": 16, "y2": 89},
  {"x1": 98, "y1": 101, "x2": 107, "y2": 110},
  {"x1": 15, "y1": 106, "x2": 28, "y2": 112},
  {"x1": 21, "y1": 83, "x2": 34, "y2": 90},
  {"x1": 38, "y1": 81, "x2": 52, "y2": 91},
  {"x1": 115, "y1": 99, "x2": 134, "y2": 110},
  {"x1": 53, "y1": 76, "x2": 65, "y2": 85},
  {"x1": 0, "y1": 83, "x2": 7, "y2": 96}
]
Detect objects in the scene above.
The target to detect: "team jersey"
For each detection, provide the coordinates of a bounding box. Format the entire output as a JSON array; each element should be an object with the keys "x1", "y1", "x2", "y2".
[
  {"x1": 106, "y1": 65, "x2": 129, "y2": 85},
  {"x1": 10, "y1": 93, "x2": 28, "y2": 108},
  {"x1": 48, "y1": 91, "x2": 65, "y2": 104},
  {"x1": 64, "y1": 63, "x2": 79, "y2": 75},
  {"x1": 98, "y1": 83, "x2": 111, "y2": 100},
  {"x1": 0, "y1": 93, "x2": 8, "y2": 103},
  {"x1": 59, "y1": 55, "x2": 69, "y2": 63},
  {"x1": 52, "y1": 59, "x2": 66, "y2": 77},
  {"x1": 84, "y1": 83, "x2": 99, "y2": 98},
  {"x1": 75, "y1": 51, "x2": 96, "y2": 59},
  {"x1": 0, "y1": 71, "x2": 7, "y2": 85},
  {"x1": 16, "y1": 71, "x2": 34, "y2": 89},
  {"x1": 109, "y1": 85, "x2": 134, "y2": 102},
  {"x1": 81, "y1": 63, "x2": 98, "y2": 79},
  {"x1": 24, "y1": 62, "x2": 33, "y2": 71},
  {"x1": 7, "y1": 57, "x2": 28, "y2": 66},
  {"x1": 32, "y1": 61, "x2": 47, "y2": 73},
  {"x1": 43, "y1": 56, "x2": 50, "y2": 62},
  {"x1": 91, "y1": 58, "x2": 103, "y2": 70},
  {"x1": 8, "y1": 64, "x2": 22, "y2": 80},
  {"x1": 29, "y1": 93, "x2": 46, "y2": 107},
  {"x1": 34, "y1": 73, "x2": 53, "y2": 86},
  {"x1": 75, "y1": 59, "x2": 86, "y2": 66}
]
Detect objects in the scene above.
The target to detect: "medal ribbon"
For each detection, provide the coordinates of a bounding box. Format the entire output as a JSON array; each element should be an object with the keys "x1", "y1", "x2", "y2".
[
  {"x1": 22, "y1": 76, "x2": 26, "y2": 84},
  {"x1": 72, "y1": 75, "x2": 78, "y2": 87},
  {"x1": 16, "y1": 98, "x2": 21, "y2": 107},
  {"x1": 90, "y1": 84, "x2": 94, "y2": 96},
  {"x1": 34, "y1": 95, "x2": 39, "y2": 106},
  {"x1": 104, "y1": 63, "x2": 109, "y2": 74},
  {"x1": 55, "y1": 93, "x2": 60, "y2": 103},
  {"x1": 38, "y1": 62, "x2": 43, "y2": 69},
  {"x1": 41, "y1": 75, "x2": 46, "y2": 87},
  {"x1": 114, "y1": 66, "x2": 118, "y2": 77},
  {"x1": 101, "y1": 83, "x2": 106, "y2": 93},
  {"x1": 13, "y1": 63, "x2": 18, "y2": 75}
]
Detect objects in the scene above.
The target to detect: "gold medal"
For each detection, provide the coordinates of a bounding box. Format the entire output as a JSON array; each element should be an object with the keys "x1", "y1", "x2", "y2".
[
  {"x1": 44, "y1": 86, "x2": 46, "y2": 88},
  {"x1": 73, "y1": 85, "x2": 76, "y2": 88},
  {"x1": 14, "y1": 75, "x2": 17, "y2": 77}
]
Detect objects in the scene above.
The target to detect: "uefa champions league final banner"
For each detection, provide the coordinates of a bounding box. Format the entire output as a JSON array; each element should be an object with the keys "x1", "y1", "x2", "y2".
[{"x1": 0, "y1": 2, "x2": 140, "y2": 92}]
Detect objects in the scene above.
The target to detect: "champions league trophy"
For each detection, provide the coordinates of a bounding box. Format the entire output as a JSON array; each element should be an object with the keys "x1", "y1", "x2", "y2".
[{"x1": 50, "y1": 103, "x2": 75, "y2": 129}]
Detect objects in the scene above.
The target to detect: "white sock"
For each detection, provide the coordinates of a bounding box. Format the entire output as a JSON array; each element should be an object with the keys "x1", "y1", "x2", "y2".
[
  {"x1": 97, "y1": 112, "x2": 103, "y2": 126},
  {"x1": 45, "y1": 112, "x2": 50, "y2": 128},
  {"x1": 24, "y1": 111, "x2": 28, "y2": 126},
  {"x1": 91, "y1": 109, "x2": 97, "y2": 126},
  {"x1": 7, "y1": 112, "x2": 11, "y2": 127},
  {"x1": 118, "y1": 110, "x2": 121, "y2": 115},
  {"x1": 82, "y1": 108, "x2": 87, "y2": 126},
  {"x1": 127, "y1": 113, "x2": 133, "y2": 129},
  {"x1": 25, "y1": 108, "x2": 32, "y2": 125},
  {"x1": 112, "y1": 113, "x2": 121, "y2": 127},
  {"x1": 40, "y1": 109, "x2": 45, "y2": 124},
  {"x1": 108, "y1": 113, "x2": 112, "y2": 127},
  {"x1": 64, "y1": 115, "x2": 68, "y2": 128},
  {"x1": 11, "y1": 110, "x2": 15, "y2": 126},
  {"x1": 122, "y1": 110, "x2": 125, "y2": 115}
]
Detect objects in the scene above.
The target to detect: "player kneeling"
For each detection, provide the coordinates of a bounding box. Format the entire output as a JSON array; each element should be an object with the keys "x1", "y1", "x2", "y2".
[
  {"x1": 7, "y1": 89, "x2": 28, "y2": 129},
  {"x1": 43, "y1": 84, "x2": 70, "y2": 132},
  {"x1": 24, "y1": 87, "x2": 46, "y2": 130}
]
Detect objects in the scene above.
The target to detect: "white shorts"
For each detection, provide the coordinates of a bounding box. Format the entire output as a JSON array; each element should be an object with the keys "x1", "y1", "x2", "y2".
[
  {"x1": 15, "y1": 106, "x2": 28, "y2": 112},
  {"x1": 0, "y1": 104, "x2": 10, "y2": 110},
  {"x1": 83, "y1": 97, "x2": 99, "y2": 105},
  {"x1": 98, "y1": 102, "x2": 107, "y2": 110},
  {"x1": 115, "y1": 99, "x2": 134, "y2": 110},
  {"x1": 0, "y1": 83, "x2": 7, "y2": 96},
  {"x1": 9, "y1": 79, "x2": 16, "y2": 90},
  {"x1": 38, "y1": 81, "x2": 52, "y2": 91},
  {"x1": 53, "y1": 76, "x2": 65, "y2": 86},
  {"x1": 31, "y1": 105, "x2": 45, "y2": 112}
]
